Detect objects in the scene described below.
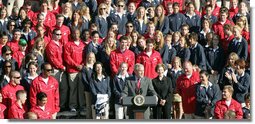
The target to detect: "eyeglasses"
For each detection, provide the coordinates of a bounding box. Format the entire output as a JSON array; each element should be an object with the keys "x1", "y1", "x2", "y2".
[
  {"x1": 55, "y1": 33, "x2": 62, "y2": 36},
  {"x1": 45, "y1": 69, "x2": 53, "y2": 72},
  {"x1": 14, "y1": 76, "x2": 21, "y2": 79},
  {"x1": 10, "y1": 24, "x2": 15, "y2": 26},
  {"x1": 118, "y1": 5, "x2": 124, "y2": 7}
]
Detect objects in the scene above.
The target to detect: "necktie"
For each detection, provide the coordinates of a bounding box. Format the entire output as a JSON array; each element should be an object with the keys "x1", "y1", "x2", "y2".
[{"x1": 137, "y1": 78, "x2": 141, "y2": 89}]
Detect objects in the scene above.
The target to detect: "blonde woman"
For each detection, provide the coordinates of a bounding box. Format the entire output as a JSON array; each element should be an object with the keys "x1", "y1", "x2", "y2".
[
  {"x1": 133, "y1": 6, "x2": 147, "y2": 35},
  {"x1": 154, "y1": 5, "x2": 169, "y2": 35},
  {"x1": 61, "y1": 2, "x2": 73, "y2": 25},
  {"x1": 32, "y1": 38, "x2": 45, "y2": 70},
  {"x1": 98, "y1": 37, "x2": 116, "y2": 75},
  {"x1": 154, "y1": 30, "x2": 169, "y2": 65},
  {"x1": 81, "y1": 52, "x2": 96, "y2": 119},
  {"x1": 167, "y1": 57, "x2": 183, "y2": 119},
  {"x1": 95, "y1": 3, "x2": 109, "y2": 38},
  {"x1": 80, "y1": 6, "x2": 91, "y2": 30}
]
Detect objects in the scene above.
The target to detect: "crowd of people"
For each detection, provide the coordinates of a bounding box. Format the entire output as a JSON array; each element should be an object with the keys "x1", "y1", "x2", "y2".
[{"x1": 0, "y1": 0, "x2": 251, "y2": 120}]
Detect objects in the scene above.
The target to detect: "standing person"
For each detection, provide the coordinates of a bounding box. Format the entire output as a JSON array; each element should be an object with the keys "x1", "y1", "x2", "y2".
[
  {"x1": 242, "y1": 93, "x2": 250, "y2": 119},
  {"x1": 168, "y1": 57, "x2": 184, "y2": 119},
  {"x1": 227, "y1": 25, "x2": 248, "y2": 60},
  {"x1": 6, "y1": 29, "x2": 21, "y2": 54},
  {"x1": 194, "y1": 70, "x2": 221, "y2": 119},
  {"x1": 85, "y1": 31, "x2": 101, "y2": 58},
  {"x1": 8, "y1": 90, "x2": 27, "y2": 119},
  {"x1": 214, "y1": 85, "x2": 243, "y2": 119},
  {"x1": 188, "y1": 32, "x2": 207, "y2": 71},
  {"x1": 133, "y1": 6, "x2": 147, "y2": 35},
  {"x1": 168, "y1": 2, "x2": 186, "y2": 34},
  {"x1": 225, "y1": 59, "x2": 250, "y2": 107},
  {"x1": 30, "y1": 63, "x2": 59, "y2": 119},
  {"x1": 184, "y1": 2, "x2": 201, "y2": 33},
  {"x1": 30, "y1": 92, "x2": 53, "y2": 119},
  {"x1": 0, "y1": 92, "x2": 6, "y2": 119},
  {"x1": 136, "y1": 38, "x2": 162, "y2": 79},
  {"x1": 0, "y1": 60, "x2": 13, "y2": 89},
  {"x1": 176, "y1": 36, "x2": 191, "y2": 63},
  {"x1": 95, "y1": 3, "x2": 109, "y2": 38},
  {"x1": 212, "y1": 7, "x2": 234, "y2": 41},
  {"x1": 63, "y1": 29, "x2": 86, "y2": 112},
  {"x1": 153, "y1": 5, "x2": 169, "y2": 35},
  {"x1": 1, "y1": 71, "x2": 24, "y2": 111},
  {"x1": 110, "y1": 36, "x2": 135, "y2": 76},
  {"x1": 112, "y1": 62, "x2": 130, "y2": 119},
  {"x1": 107, "y1": 0, "x2": 128, "y2": 35},
  {"x1": 152, "y1": 64, "x2": 173, "y2": 119},
  {"x1": 122, "y1": 63, "x2": 157, "y2": 119},
  {"x1": 176, "y1": 61, "x2": 200, "y2": 119},
  {"x1": 81, "y1": 52, "x2": 96, "y2": 119},
  {"x1": 90, "y1": 62, "x2": 111, "y2": 119}
]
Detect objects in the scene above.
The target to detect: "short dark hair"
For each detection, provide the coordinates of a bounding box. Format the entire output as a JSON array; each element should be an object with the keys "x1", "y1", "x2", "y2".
[
  {"x1": 199, "y1": 70, "x2": 209, "y2": 77},
  {"x1": 36, "y1": 92, "x2": 47, "y2": 101},
  {"x1": 188, "y1": 32, "x2": 198, "y2": 41},
  {"x1": 41, "y1": 62, "x2": 51, "y2": 70},
  {"x1": 146, "y1": 38, "x2": 155, "y2": 44},
  {"x1": 1, "y1": 45, "x2": 12, "y2": 54},
  {"x1": 53, "y1": 28, "x2": 61, "y2": 34},
  {"x1": 173, "y1": 2, "x2": 180, "y2": 7},
  {"x1": 119, "y1": 36, "x2": 129, "y2": 42},
  {"x1": 91, "y1": 31, "x2": 99, "y2": 37}
]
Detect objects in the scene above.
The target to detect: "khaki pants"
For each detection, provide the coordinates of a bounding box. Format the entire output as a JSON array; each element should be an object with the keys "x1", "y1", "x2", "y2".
[
  {"x1": 114, "y1": 104, "x2": 128, "y2": 119},
  {"x1": 6, "y1": 0, "x2": 24, "y2": 16}
]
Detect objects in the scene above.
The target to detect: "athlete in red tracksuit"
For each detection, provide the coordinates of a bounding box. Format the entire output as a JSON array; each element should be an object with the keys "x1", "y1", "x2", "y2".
[
  {"x1": 6, "y1": 29, "x2": 22, "y2": 53},
  {"x1": 1, "y1": 71, "x2": 24, "y2": 111},
  {"x1": 176, "y1": 61, "x2": 200, "y2": 118},
  {"x1": 136, "y1": 38, "x2": 162, "y2": 79},
  {"x1": 0, "y1": 93, "x2": 7, "y2": 119},
  {"x1": 30, "y1": 63, "x2": 59, "y2": 119},
  {"x1": 45, "y1": 32, "x2": 65, "y2": 71},
  {"x1": 110, "y1": 36, "x2": 135, "y2": 76}
]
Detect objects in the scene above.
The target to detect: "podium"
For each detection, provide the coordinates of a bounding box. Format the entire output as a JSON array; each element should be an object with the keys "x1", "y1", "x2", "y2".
[{"x1": 122, "y1": 95, "x2": 157, "y2": 119}]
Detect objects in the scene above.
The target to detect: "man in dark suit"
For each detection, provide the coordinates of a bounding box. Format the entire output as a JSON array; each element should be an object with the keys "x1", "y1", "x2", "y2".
[{"x1": 122, "y1": 63, "x2": 158, "y2": 119}]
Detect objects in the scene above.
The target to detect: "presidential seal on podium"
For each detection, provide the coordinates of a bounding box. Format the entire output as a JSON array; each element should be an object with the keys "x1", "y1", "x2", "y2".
[{"x1": 133, "y1": 95, "x2": 145, "y2": 106}]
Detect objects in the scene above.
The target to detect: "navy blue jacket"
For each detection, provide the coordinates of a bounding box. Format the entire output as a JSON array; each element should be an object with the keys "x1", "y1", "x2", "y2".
[
  {"x1": 112, "y1": 74, "x2": 131, "y2": 104},
  {"x1": 189, "y1": 43, "x2": 207, "y2": 70},
  {"x1": 84, "y1": 0, "x2": 97, "y2": 20},
  {"x1": 85, "y1": 41, "x2": 101, "y2": 58},
  {"x1": 166, "y1": 46, "x2": 176, "y2": 65},
  {"x1": 168, "y1": 13, "x2": 186, "y2": 33},
  {"x1": 233, "y1": 72, "x2": 250, "y2": 104},
  {"x1": 205, "y1": 46, "x2": 225, "y2": 72},
  {"x1": 90, "y1": 76, "x2": 111, "y2": 104},
  {"x1": 185, "y1": 13, "x2": 201, "y2": 33},
  {"x1": 81, "y1": 66, "x2": 93, "y2": 92},
  {"x1": 21, "y1": 30, "x2": 37, "y2": 43},
  {"x1": 127, "y1": 12, "x2": 137, "y2": 22},
  {"x1": 157, "y1": 44, "x2": 169, "y2": 66},
  {"x1": 72, "y1": 2, "x2": 86, "y2": 11},
  {"x1": 218, "y1": 66, "x2": 235, "y2": 90},
  {"x1": 95, "y1": 16, "x2": 108, "y2": 38},
  {"x1": 97, "y1": 47, "x2": 112, "y2": 75},
  {"x1": 107, "y1": 13, "x2": 128, "y2": 35},
  {"x1": 155, "y1": 17, "x2": 169, "y2": 35},
  {"x1": 176, "y1": 47, "x2": 191, "y2": 63},
  {"x1": 195, "y1": 82, "x2": 221, "y2": 117},
  {"x1": 133, "y1": 19, "x2": 147, "y2": 35},
  {"x1": 227, "y1": 37, "x2": 248, "y2": 60}
]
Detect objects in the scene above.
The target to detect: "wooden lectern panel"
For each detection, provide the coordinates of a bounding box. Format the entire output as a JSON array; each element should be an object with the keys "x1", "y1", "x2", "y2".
[{"x1": 134, "y1": 111, "x2": 144, "y2": 119}]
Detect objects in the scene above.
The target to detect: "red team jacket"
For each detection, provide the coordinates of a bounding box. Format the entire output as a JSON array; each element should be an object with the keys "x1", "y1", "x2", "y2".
[
  {"x1": 12, "y1": 51, "x2": 25, "y2": 69},
  {"x1": 110, "y1": 48, "x2": 135, "y2": 76},
  {"x1": 136, "y1": 50, "x2": 162, "y2": 79},
  {"x1": 214, "y1": 99, "x2": 243, "y2": 119},
  {"x1": 45, "y1": 40, "x2": 65, "y2": 70},
  {"x1": 6, "y1": 39, "x2": 20, "y2": 53},
  {"x1": 212, "y1": 19, "x2": 234, "y2": 41},
  {"x1": 30, "y1": 105, "x2": 53, "y2": 119},
  {"x1": 0, "y1": 104, "x2": 6, "y2": 119},
  {"x1": 63, "y1": 40, "x2": 86, "y2": 73},
  {"x1": 8, "y1": 102, "x2": 27, "y2": 119},
  {"x1": 176, "y1": 71, "x2": 200, "y2": 114},
  {"x1": 1, "y1": 83, "x2": 24, "y2": 109},
  {"x1": 30, "y1": 76, "x2": 60, "y2": 113}
]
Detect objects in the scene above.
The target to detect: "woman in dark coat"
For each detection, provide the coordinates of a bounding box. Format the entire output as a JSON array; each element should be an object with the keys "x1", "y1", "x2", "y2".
[{"x1": 152, "y1": 64, "x2": 173, "y2": 119}]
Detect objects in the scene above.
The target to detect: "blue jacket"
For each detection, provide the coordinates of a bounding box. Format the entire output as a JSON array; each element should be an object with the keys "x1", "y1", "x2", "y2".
[
  {"x1": 95, "y1": 16, "x2": 108, "y2": 38},
  {"x1": 176, "y1": 47, "x2": 191, "y2": 63},
  {"x1": 195, "y1": 82, "x2": 221, "y2": 117},
  {"x1": 133, "y1": 19, "x2": 147, "y2": 35},
  {"x1": 233, "y1": 72, "x2": 250, "y2": 103},
  {"x1": 185, "y1": 13, "x2": 201, "y2": 33},
  {"x1": 90, "y1": 76, "x2": 111, "y2": 104},
  {"x1": 168, "y1": 13, "x2": 186, "y2": 33},
  {"x1": 155, "y1": 17, "x2": 169, "y2": 35},
  {"x1": 107, "y1": 13, "x2": 128, "y2": 35},
  {"x1": 205, "y1": 46, "x2": 225, "y2": 72},
  {"x1": 228, "y1": 37, "x2": 248, "y2": 60},
  {"x1": 189, "y1": 43, "x2": 207, "y2": 70}
]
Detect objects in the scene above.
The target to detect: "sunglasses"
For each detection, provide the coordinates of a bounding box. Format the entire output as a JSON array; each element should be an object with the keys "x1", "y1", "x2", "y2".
[
  {"x1": 14, "y1": 76, "x2": 21, "y2": 79},
  {"x1": 45, "y1": 69, "x2": 53, "y2": 72},
  {"x1": 126, "y1": 25, "x2": 133, "y2": 28},
  {"x1": 55, "y1": 33, "x2": 62, "y2": 36},
  {"x1": 118, "y1": 5, "x2": 124, "y2": 7},
  {"x1": 5, "y1": 53, "x2": 11, "y2": 56}
]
